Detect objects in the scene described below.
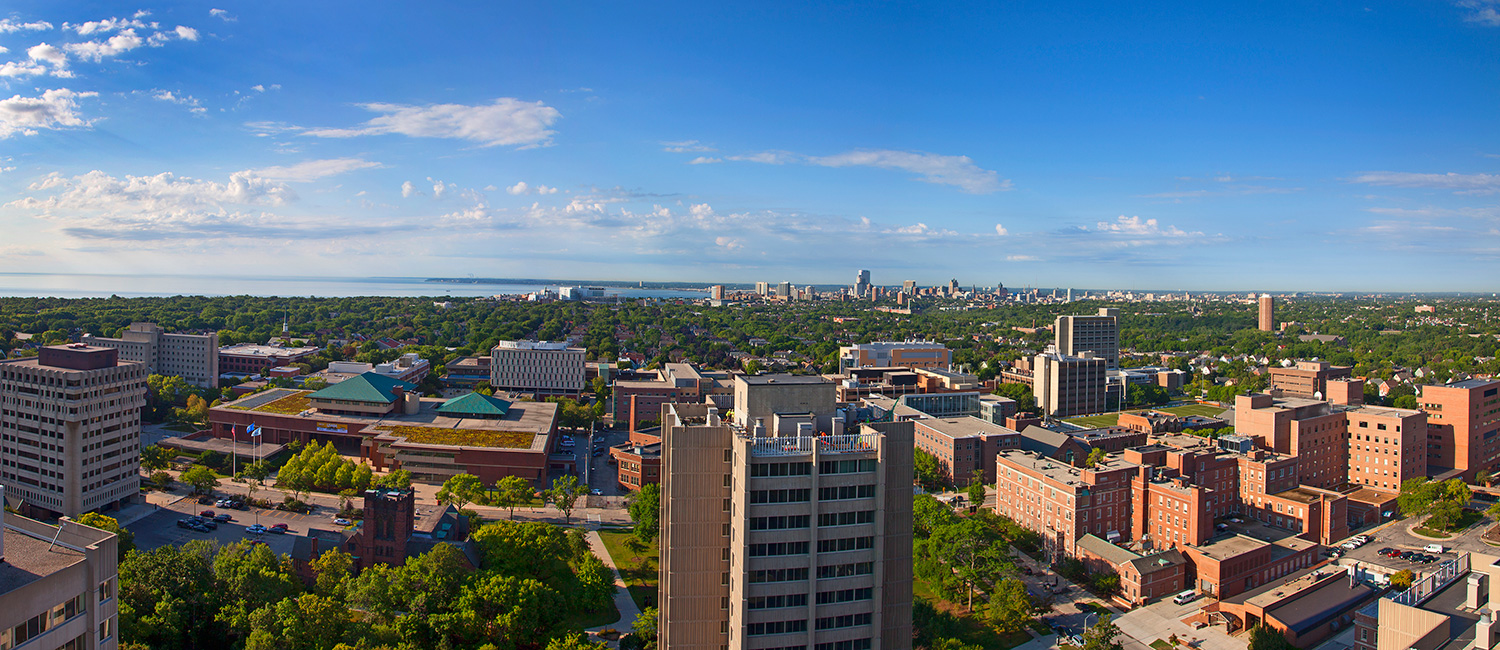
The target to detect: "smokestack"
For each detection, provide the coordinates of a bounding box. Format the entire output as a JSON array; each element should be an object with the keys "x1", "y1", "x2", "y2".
[{"x1": 629, "y1": 395, "x2": 638, "y2": 435}]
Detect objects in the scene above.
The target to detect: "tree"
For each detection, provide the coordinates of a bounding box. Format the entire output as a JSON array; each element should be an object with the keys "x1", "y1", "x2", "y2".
[
  {"x1": 77, "y1": 512, "x2": 134, "y2": 559},
  {"x1": 311, "y1": 548, "x2": 355, "y2": 599},
  {"x1": 914, "y1": 449, "x2": 948, "y2": 491},
  {"x1": 245, "y1": 594, "x2": 350, "y2": 650},
  {"x1": 1479, "y1": 470, "x2": 1494, "y2": 487},
  {"x1": 213, "y1": 541, "x2": 300, "y2": 636},
  {"x1": 375, "y1": 469, "x2": 411, "y2": 489},
  {"x1": 987, "y1": 578, "x2": 1032, "y2": 634},
  {"x1": 1085, "y1": 447, "x2": 1107, "y2": 469},
  {"x1": 141, "y1": 445, "x2": 173, "y2": 472},
  {"x1": 626, "y1": 607, "x2": 658, "y2": 650},
  {"x1": 436, "y1": 473, "x2": 484, "y2": 510},
  {"x1": 352, "y1": 464, "x2": 373, "y2": 492},
  {"x1": 993, "y1": 382, "x2": 1037, "y2": 412},
  {"x1": 494, "y1": 475, "x2": 534, "y2": 519},
  {"x1": 151, "y1": 470, "x2": 174, "y2": 491},
  {"x1": 1093, "y1": 572, "x2": 1121, "y2": 596},
  {"x1": 181, "y1": 465, "x2": 220, "y2": 495},
  {"x1": 1079, "y1": 612, "x2": 1124, "y2": 650},
  {"x1": 547, "y1": 633, "x2": 608, "y2": 650},
  {"x1": 548, "y1": 475, "x2": 587, "y2": 523},
  {"x1": 966, "y1": 469, "x2": 987, "y2": 506},
  {"x1": 1390, "y1": 569, "x2": 1415, "y2": 591},
  {"x1": 627, "y1": 483, "x2": 660, "y2": 543},
  {"x1": 1247, "y1": 623, "x2": 1297, "y2": 650},
  {"x1": 927, "y1": 518, "x2": 1012, "y2": 610}
]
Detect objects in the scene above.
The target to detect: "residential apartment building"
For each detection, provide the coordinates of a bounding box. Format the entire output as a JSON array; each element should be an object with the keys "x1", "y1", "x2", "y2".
[
  {"x1": 1267, "y1": 360, "x2": 1351, "y2": 400},
  {"x1": 0, "y1": 493, "x2": 121, "y2": 650},
  {"x1": 659, "y1": 402, "x2": 913, "y2": 650},
  {"x1": 1258, "y1": 294, "x2": 1274, "y2": 332},
  {"x1": 837, "y1": 341, "x2": 951, "y2": 373},
  {"x1": 489, "y1": 340, "x2": 586, "y2": 396},
  {"x1": 1032, "y1": 347, "x2": 1107, "y2": 418},
  {"x1": 1055, "y1": 308, "x2": 1120, "y2": 369},
  {"x1": 218, "y1": 342, "x2": 321, "y2": 376},
  {"x1": 993, "y1": 450, "x2": 1137, "y2": 559},
  {"x1": 82, "y1": 322, "x2": 219, "y2": 388},
  {"x1": 912, "y1": 417, "x2": 1021, "y2": 486},
  {"x1": 1421, "y1": 378, "x2": 1500, "y2": 481},
  {"x1": 0, "y1": 345, "x2": 146, "y2": 518}
]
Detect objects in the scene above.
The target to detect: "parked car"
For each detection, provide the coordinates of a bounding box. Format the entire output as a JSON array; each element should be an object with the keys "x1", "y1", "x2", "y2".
[
  {"x1": 271, "y1": 522, "x2": 289, "y2": 530},
  {"x1": 196, "y1": 518, "x2": 218, "y2": 530},
  {"x1": 188, "y1": 521, "x2": 209, "y2": 532},
  {"x1": 214, "y1": 514, "x2": 232, "y2": 523},
  {"x1": 176, "y1": 519, "x2": 192, "y2": 529},
  {"x1": 1400, "y1": 551, "x2": 1417, "y2": 560},
  {"x1": 333, "y1": 518, "x2": 352, "y2": 526},
  {"x1": 267, "y1": 526, "x2": 286, "y2": 535},
  {"x1": 1377, "y1": 547, "x2": 1394, "y2": 556},
  {"x1": 246, "y1": 524, "x2": 267, "y2": 535},
  {"x1": 1424, "y1": 544, "x2": 1445, "y2": 554}
]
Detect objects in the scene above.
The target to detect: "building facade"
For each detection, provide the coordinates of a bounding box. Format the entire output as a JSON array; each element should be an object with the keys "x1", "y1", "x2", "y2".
[
  {"x1": 1421, "y1": 378, "x2": 1500, "y2": 481},
  {"x1": 1258, "y1": 294, "x2": 1274, "y2": 332},
  {"x1": 0, "y1": 345, "x2": 146, "y2": 518},
  {"x1": 218, "y1": 343, "x2": 321, "y2": 376},
  {"x1": 1055, "y1": 308, "x2": 1120, "y2": 369},
  {"x1": 82, "y1": 322, "x2": 219, "y2": 388},
  {"x1": 1267, "y1": 360, "x2": 1352, "y2": 400},
  {"x1": 837, "y1": 342, "x2": 951, "y2": 373},
  {"x1": 912, "y1": 417, "x2": 1021, "y2": 486},
  {"x1": 0, "y1": 496, "x2": 121, "y2": 650},
  {"x1": 660, "y1": 403, "x2": 913, "y2": 650},
  {"x1": 1032, "y1": 348, "x2": 1107, "y2": 418},
  {"x1": 489, "y1": 340, "x2": 586, "y2": 396}
]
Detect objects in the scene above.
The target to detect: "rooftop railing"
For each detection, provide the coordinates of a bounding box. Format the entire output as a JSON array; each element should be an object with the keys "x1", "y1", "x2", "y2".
[{"x1": 746, "y1": 432, "x2": 881, "y2": 457}]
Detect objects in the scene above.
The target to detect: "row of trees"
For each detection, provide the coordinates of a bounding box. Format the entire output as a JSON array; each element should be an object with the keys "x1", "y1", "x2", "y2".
[
  {"x1": 116, "y1": 518, "x2": 617, "y2": 650},
  {"x1": 277, "y1": 441, "x2": 376, "y2": 497},
  {"x1": 436, "y1": 473, "x2": 590, "y2": 523}
]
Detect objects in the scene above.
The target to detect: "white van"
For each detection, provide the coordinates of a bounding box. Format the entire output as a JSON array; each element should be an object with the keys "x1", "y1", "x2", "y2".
[
  {"x1": 1172, "y1": 590, "x2": 1198, "y2": 605},
  {"x1": 1424, "y1": 544, "x2": 1445, "y2": 554}
]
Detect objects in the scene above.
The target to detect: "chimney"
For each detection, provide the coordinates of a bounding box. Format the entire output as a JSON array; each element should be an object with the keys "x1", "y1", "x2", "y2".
[
  {"x1": 1479, "y1": 612, "x2": 1495, "y2": 650},
  {"x1": 753, "y1": 418, "x2": 766, "y2": 438},
  {"x1": 707, "y1": 407, "x2": 719, "y2": 426},
  {"x1": 1469, "y1": 573, "x2": 1488, "y2": 609},
  {"x1": 629, "y1": 395, "x2": 638, "y2": 435}
]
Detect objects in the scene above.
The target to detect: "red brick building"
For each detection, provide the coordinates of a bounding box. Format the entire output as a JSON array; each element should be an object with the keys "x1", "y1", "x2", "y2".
[{"x1": 1421, "y1": 378, "x2": 1500, "y2": 481}]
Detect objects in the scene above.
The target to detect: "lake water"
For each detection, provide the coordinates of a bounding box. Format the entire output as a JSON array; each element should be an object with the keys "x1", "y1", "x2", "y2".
[{"x1": 0, "y1": 273, "x2": 708, "y2": 299}]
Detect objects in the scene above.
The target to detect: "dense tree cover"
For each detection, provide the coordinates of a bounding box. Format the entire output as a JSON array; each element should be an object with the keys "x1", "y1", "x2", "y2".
[
  {"x1": 118, "y1": 518, "x2": 616, "y2": 650},
  {"x1": 913, "y1": 494, "x2": 1040, "y2": 622},
  {"x1": 6, "y1": 295, "x2": 1499, "y2": 383},
  {"x1": 627, "y1": 483, "x2": 660, "y2": 544},
  {"x1": 914, "y1": 449, "x2": 949, "y2": 491}
]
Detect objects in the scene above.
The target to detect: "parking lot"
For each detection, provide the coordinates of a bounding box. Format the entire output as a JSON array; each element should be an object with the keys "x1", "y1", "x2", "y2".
[
  {"x1": 1334, "y1": 515, "x2": 1494, "y2": 577},
  {"x1": 128, "y1": 496, "x2": 355, "y2": 555}
]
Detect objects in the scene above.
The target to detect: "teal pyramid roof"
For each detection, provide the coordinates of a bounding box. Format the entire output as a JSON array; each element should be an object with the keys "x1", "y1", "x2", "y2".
[
  {"x1": 308, "y1": 372, "x2": 417, "y2": 404},
  {"x1": 437, "y1": 392, "x2": 512, "y2": 417}
]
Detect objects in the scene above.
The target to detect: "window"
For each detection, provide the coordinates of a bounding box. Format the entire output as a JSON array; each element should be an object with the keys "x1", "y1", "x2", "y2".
[
  {"x1": 818, "y1": 510, "x2": 876, "y2": 527},
  {"x1": 815, "y1": 612, "x2": 873, "y2": 630},
  {"x1": 750, "y1": 489, "x2": 811, "y2": 504},
  {"x1": 752, "y1": 462, "x2": 813, "y2": 477},
  {"x1": 747, "y1": 620, "x2": 809, "y2": 636},
  {"x1": 749, "y1": 593, "x2": 809, "y2": 609},
  {"x1": 750, "y1": 541, "x2": 811, "y2": 556},
  {"x1": 815, "y1": 641, "x2": 873, "y2": 650},
  {"x1": 749, "y1": 567, "x2": 810, "y2": 583},
  {"x1": 816, "y1": 587, "x2": 874, "y2": 604},
  {"x1": 817, "y1": 485, "x2": 876, "y2": 500},
  {"x1": 818, "y1": 562, "x2": 875, "y2": 579},
  {"x1": 819, "y1": 458, "x2": 877, "y2": 474},
  {"x1": 818, "y1": 536, "x2": 874, "y2": 553},
  {"x1": 751, "y1": 515, "x2": 812, "y2": 530}
]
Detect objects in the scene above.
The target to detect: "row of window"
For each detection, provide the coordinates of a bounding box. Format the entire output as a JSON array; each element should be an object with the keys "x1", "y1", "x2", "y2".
[
  {"x1": 0, "y1": 592, "x2": 87, "y2": 650},
  {"x1": 750, "y1": 541, "x2": 811, "y2": 557},
  {"x1": 751, "y1": 515, "x2": 811, "y2": 530},
  {"x1": 819, "y1": 459, "x2": 876, "y2": 474},
  {"x1": 746, "y1": 620, "x2": 808, "y2": 636},
  {"x1": 747, "y1": 561, "x2": 875, "y2": 583},
  {"x1": 748, "y1": 593, "x2": 809, "y2": 609},
  {"x1": 815, "y1": 612, "x2": 873, "y2": 630},
  {"x1": 818, "y1": 485, "x2": 875, "y2": 501},
  {"x1": 816, "y1": 587, "x2": 874, "y2": 604},
  {"x1": 817, "y1": 536, "x2": 874, "y2": 553},
  {"x1": 752, "y1": 461, "x2": 813, "y2": 477},
  {"x1": 819, "y1": 510, "x2": 875, "y2": 527},
  {"x1": 751, "y1": 489, "x2": 811, "y2": 504}
]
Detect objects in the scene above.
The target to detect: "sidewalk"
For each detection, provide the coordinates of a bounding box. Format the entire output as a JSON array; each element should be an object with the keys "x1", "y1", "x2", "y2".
[{"x1": 584, "y1": 529, "x2": 644, "y2": 649}]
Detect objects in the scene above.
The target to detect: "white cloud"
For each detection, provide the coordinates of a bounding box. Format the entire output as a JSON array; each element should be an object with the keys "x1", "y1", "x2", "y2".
[
  {"x1": 505, "y1": 181, "x2": 558, "y2": 195},
  {"x1": 209, "y1": 8, "x2": 234, "y2": 21},
  {"x1": 430, "y1": 178, "x2": 452, "y2": 199},
  {"x1": 1458, "y1": 0, "x2": 1500, "y2": 25},
  {"x1": 0, "y1": 89, "x2": 97, "y2": 138},
  {"x1": 0, "y1": 18, "x2": 53, "y2": 33},
  {"x1": 1093, "y1": 215, "x2": 1197, "y2": 238},
  {"x1": 1352, "y1": 171, "x2": 1500, "y2": 194},
  {"x1": 688, "y1": 156, "x2": 722, "y2": 165},
  {"x1": 401, "y1": 181, "x2": 418, "y2": 198},
  {"x1": 0, "y1": 62, "x2": 47, "y2": 78},
  {"x1": 250, "y1": 158, "x2": 383, "y2": 182},
  {"x1": 303, "y1": 97, "x2": 561, "y2": 148},
  {"x1": 252, "y1": 84, "x2": 265, "y2": 92},
  {"x1": 662, "y1": 139, "x2": 715, "y2": 153},
  {"x1": 994, "y1": 223, "x2": 1008, "y2": 236},
  {"x1": 66, "y1": 29, "x2": 145, "y2": 61},
  {"x1": 807, "y1": 150, "x2": 1009, "y2": 194},
  {"x1": 28, "y1": 43, "x2": 68, "y2": 68},
  {"x1": 174, "y1": 25, "x2": 199, "y2": 41},
  {"x1": 715, "y1": 236, "x2": 742, "y2": 250},
  {"x1": 1007, "y1": 255, "x2": 1040, "y2": 262},
  {"x1": 68, "y1": 16, "x2": 148, "y2": 36}
]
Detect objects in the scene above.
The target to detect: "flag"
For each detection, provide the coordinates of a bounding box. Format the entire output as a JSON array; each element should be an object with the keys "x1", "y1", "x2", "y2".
[{"x1": 249, "y1": 424, "x2": 261, "y2": 437}]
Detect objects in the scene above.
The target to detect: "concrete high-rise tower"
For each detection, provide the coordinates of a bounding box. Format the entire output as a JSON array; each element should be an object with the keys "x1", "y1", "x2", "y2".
[{"x1": 1258, "y1": 294, "x2": 1274, "y2": 332}]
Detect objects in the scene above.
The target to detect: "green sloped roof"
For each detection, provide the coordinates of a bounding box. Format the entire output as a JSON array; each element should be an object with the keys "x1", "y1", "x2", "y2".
[
  {"x1": 437, "y1": 392, "x2": 512, "y2": 417},
  {"x1": 308, "y1": 372, "x2": 417, "y2": 404}
]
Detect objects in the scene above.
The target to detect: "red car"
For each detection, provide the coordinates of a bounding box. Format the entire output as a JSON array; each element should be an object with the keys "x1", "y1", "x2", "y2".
[
  {"x1": 270, "y1": 523, "x2": 289, "y2": 530},
  {"x1": 200, "y1": 510, "x2": 215, "y2": 518}
]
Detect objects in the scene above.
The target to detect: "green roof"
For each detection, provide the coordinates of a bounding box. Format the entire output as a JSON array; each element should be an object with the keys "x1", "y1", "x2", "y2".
[
  {"x1": 308, "y1": 372, "x2": 417, "y2": 404},
  {"x1": 437, "y1": 392, "x2": 512, "y2": 417}
]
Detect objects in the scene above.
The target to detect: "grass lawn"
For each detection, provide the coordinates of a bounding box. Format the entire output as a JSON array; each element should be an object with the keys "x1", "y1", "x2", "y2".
[
  {"x1": 1150, "y1": 640, "x2": 1173, "y2": 650},
  {"x1": 1065, "y1": 403, "x2": 1227, "y2": 428},
  {"x1": 598, "y1": 529, "x2": 659, "y2": 613},
  {"x1": 163, "y1": 422, "x2": 199, "y2": 433}
]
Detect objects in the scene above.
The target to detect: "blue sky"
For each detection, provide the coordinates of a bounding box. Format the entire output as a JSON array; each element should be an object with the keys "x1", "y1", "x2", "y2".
[{"x1": 0, "y1": 1, "x2": 1498, "y2": 291}]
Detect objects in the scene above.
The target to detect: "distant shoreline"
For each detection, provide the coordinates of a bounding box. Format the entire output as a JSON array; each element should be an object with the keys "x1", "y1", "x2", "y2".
[{"x1": 426, "y1": 277, "x2": 719, "y2": 292}]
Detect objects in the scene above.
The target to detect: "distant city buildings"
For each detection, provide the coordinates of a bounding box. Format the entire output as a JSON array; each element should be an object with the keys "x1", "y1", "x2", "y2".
[
  {"x1": 489, "y1": 340, "x2": 586, "y2": 396},
  {"x1": 1032, "y1": 346, "x2": 1107, "y2": 417},
  {"x1": 83, "y1": 322, "x2": 219, "y2": 387},
  {"x1": 0, "y1": 344, "x2": 146, "y2": 518},
  {"x1": 1055, "y1": 307, "x2": 1120, "y2": 369}
]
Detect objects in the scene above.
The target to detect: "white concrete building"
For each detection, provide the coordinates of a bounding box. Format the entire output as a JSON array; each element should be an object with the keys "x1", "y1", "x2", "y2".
[
  {"x1": 489, "y1": 340, "x2": 586, "y2": 396},
  {"x1": 82, "y1": 322, "x2": 219, "y2": 387}
]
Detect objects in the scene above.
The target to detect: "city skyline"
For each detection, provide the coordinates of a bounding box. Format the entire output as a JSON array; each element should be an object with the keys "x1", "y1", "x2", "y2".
[{"x1": 1, "y1": 2, "x2": 1499, "y2": 291}]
